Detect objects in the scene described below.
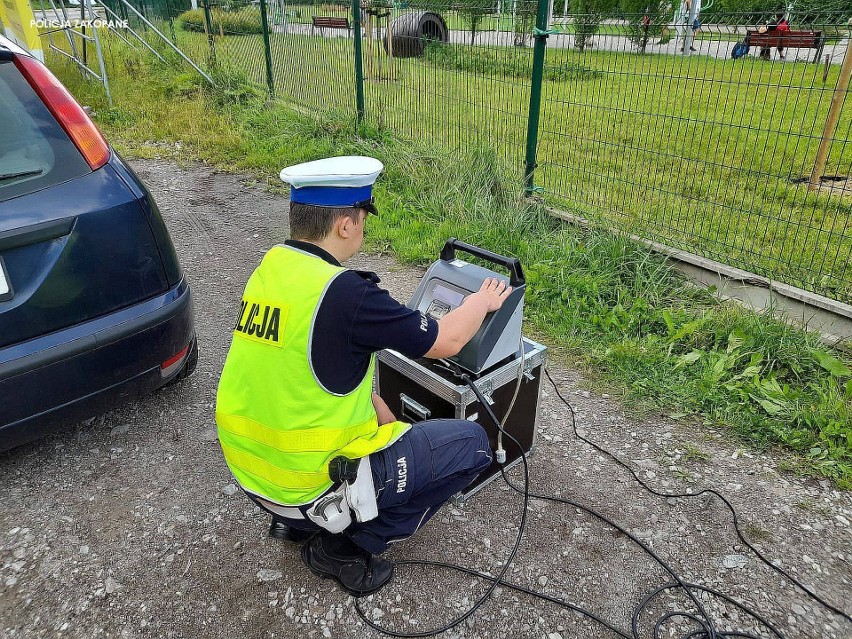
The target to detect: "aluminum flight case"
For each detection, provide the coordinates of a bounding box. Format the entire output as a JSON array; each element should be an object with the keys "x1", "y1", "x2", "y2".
[{"x1": 375, "y1": 338, "x2": 546, "y2": 502}]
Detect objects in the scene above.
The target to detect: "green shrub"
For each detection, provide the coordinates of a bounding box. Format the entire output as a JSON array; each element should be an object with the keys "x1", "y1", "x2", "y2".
[
  {"x1": 571, "y1": 0, "x2": 608, "y2": 52},
  {"x1": 205, "y1": 68, "x2": 267, "y2": 107},
  {"x1": 177, "y1": 7, "x2": 263, "y2": 35},
  {"x1": 423, "y1": 43, "x2": 602, "y2": 82},
  {"x1": 620, "y1": 0, "x2": 669, "y2": 53},
  {"x1": 512, "y1": 0, "x2": 536, "y2": 47}
]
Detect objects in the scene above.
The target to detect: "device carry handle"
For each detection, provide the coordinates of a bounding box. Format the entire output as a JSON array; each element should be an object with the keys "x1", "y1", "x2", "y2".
[{"x1": 440, "y1": 238, "x2": 526, "y2": 287}]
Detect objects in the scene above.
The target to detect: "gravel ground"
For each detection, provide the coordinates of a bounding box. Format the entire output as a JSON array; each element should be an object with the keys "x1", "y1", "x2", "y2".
[{"x1": 1, "y1": 158, "x2": 850, "y2": 639}]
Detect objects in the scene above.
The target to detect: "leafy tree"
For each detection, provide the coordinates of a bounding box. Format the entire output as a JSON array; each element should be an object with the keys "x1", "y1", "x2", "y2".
[
  {"x1": 457, "y1": 0, "x2": 497, "y2": 45},
  {"x1": 718, "y1": 0, "x2": 779, "y2": 11},
  {"x1": 220, "y1": 0, "x2": 250, "y2": 12},
  {"x1": 711, "y1": 0, "x2": 782, "y2": 24},
  {"x1": 790, "y1": 0, "x2": 852, "y2": 24},
  {"x1": 620, "y1": 0, "x2": 671, "y2": 52},
  {"x1": 512, "y1": 0, "x2": 537, "y2": 47},
  {"x1": 703, "y1": 0, "x2": 851, "y2": 26},
  {"x1": 572, "y1": 0, "x2": 612, "y2": 52}
]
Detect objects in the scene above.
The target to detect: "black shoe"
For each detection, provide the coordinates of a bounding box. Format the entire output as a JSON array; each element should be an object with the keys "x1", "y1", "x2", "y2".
[
  {"x1": 268, "y1": 519, "x2": 314, "y2": 544},
  {"x1": 301, "y1": 531, "x2": 393, "y2": 597},
  {"x1": 690, "y1": 46, "x2": 697, "y2": 52}
]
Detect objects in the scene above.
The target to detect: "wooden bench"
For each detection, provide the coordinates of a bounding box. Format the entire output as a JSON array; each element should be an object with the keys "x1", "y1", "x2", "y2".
[
  {"x1": 745, "y1": 29, "x2": 824, "y2": 63},
  {"x1": 311, "y1": 16, "x2": 351, "y2": 37}
]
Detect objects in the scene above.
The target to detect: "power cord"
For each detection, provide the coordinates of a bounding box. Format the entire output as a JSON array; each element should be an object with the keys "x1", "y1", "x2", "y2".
[
  {"x1": 355, "y1": 347, "x2": 529, "y2": 636},
  {"x1": 355, "y1": 363, "x2": 851, "y2": 637},
  {"x1": 355, "y1": 369, "x2": 533, "y2": 637},
  {"x1": 495, "y1": 334, "x2": 527, "y2": 463},
  {"x1": 542, "y1": 367, "x2": 852, "y2": 626},
  {"x1": 460, "y1": 377, "x2": 785, "y2": 639}
]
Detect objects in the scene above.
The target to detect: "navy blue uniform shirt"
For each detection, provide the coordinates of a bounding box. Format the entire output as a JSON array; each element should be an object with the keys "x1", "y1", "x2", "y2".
[{"x1": 285, "y1": 240, "x2": 439, "y2": 395}]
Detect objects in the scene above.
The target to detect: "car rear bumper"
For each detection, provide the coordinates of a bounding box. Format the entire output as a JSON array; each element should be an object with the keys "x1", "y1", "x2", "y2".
[{"x1": 0, "y1": 279, "x2": 195, "y2": 451}]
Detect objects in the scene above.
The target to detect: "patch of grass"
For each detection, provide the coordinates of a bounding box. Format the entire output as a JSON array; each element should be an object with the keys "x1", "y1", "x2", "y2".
[
  {"x1": 670, "y1": 468, "x2": 698, "y2": 483},
  {"x1": 682, "y1": 441, "x2": 711, "y2": 463},
  {"x1": 662, "y1": 440, "x2": 711, "y2": 476},
  {"x1": 742, "y1": 522, "x2": 773, "y2": 543},
  {"x1": 177, "y1": 7, "x2": 264, "y2": 35},
  {"x1": 793, "y1": 499, "x2": 832, "y2": 515},
  {"x1": 54, "y1": 42, "x2": 246, "y2": 164},
  {"x1": 46, "y1": 39, "x2": 852, "y2": 488},
  {"x1": 423, "y1": 43, "x2": 603, "y2": 82}
]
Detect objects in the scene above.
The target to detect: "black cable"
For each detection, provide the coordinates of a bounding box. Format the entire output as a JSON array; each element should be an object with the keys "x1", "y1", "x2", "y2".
[
  {"x1": 356, "y1": 364, "x2": 850, "y2": 638},
  {"x1": 542, "y1": 367, "x2": 852, "y2": 626},
  {"x1": 356, "y1": 371, "x2": 634, "y2": 638},
  {"x1": 355, "y1": 372, "x2": 531, "y2": 637},
  {"x1": 491, "y1": 419, "x2": 785, "y2": 639}
]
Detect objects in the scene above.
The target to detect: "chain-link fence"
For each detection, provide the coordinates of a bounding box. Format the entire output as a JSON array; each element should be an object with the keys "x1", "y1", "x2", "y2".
[
  {"x1": 61, "y1": 1, "x2": 852, "y2": 304},
  {"x1": 533, "y1": 11, "x2": 852, "y2": 304}
]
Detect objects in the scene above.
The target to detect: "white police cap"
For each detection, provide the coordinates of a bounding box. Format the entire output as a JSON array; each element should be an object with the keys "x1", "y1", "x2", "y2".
[{"x1": 279, "y1": 156, "x2": 383, "y2": 210}]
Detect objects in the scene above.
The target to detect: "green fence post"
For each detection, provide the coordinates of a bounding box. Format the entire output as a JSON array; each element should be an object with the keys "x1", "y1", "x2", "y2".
[
  {"x1": 202, "y1": 0, "x2": 217, "y2": 69},
  {"x1": 167, "y1": 0, "x2": 177, "y2": 43},
  {"x1": 524, "y1": 0, "x2": 550, "y2": 196},
  {"x1": 351, "y1": 0, "x2": 365, "y2": 123},
  {"x1": 259, "y1": 0, "x2": 275, "y2": 97}
]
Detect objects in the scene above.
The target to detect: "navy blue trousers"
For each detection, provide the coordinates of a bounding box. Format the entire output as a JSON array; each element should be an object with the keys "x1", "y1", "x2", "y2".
[{"x1": 273, "y1": 419, "x2": 493, "y2": 554}]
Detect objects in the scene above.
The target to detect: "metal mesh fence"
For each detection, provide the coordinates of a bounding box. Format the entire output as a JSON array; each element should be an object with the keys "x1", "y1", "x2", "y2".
[
  {"x1": 357, "y1": 2, "x2": 534, "y2": 172},
  {"x1": 265, "y1": 1, "x2": 356, "y2": 114},
  {"x1": 58, "y1": 1, "x2": 852, "y2": 304},
  {"x1": 97, "y1": 0, "x2": 268, "y2": 81},
  {"x1": 535, "y1": 12, "x2": 852, "y2": 303}
]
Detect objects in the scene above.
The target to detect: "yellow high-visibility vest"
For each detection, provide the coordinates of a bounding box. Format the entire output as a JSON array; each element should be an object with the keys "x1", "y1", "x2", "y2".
[{"x1": 215, "y1": 245, "x2": 409, "y2": 505}]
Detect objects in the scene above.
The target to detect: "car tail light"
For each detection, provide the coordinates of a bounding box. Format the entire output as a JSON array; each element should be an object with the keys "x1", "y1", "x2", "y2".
[
  {"x1": 160, "y1": 345, "x2": 190, "y2": 378},
  {"x1": 13, "y1": 54, "x2": 110, "y2": 170}
]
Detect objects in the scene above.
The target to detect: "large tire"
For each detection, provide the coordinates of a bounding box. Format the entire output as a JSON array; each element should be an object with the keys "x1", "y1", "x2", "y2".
[{"x1": 383, "y1": 11, "x2": 448, "y2": 58}]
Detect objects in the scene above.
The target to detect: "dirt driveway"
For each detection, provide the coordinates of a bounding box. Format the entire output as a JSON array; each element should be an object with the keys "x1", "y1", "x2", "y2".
[{"x1": 1, "y1": 159, "x2": 850, "y2": 639}]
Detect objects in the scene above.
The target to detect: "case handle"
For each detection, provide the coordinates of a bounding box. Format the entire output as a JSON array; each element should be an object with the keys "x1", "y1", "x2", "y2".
[
  {"x1": 439, "y1": 238, "x2": 525, "y2": 287},
  {"x1": 400, "y1": 394, "x2": 431, "y2": 422}
]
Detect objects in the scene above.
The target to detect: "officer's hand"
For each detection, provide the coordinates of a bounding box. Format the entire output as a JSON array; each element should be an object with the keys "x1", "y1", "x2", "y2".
[{"x1": 475, "y1": 277, "x2": 512, "y2": 313}]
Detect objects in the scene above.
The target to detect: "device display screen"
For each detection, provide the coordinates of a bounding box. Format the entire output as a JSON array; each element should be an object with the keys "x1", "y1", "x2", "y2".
[{"x1": 433, "y1": 284, "x2": 465, "y2": 307}]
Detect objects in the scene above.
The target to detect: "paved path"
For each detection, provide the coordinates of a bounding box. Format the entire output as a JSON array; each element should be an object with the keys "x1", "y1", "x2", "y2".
[
  {"x1": 280, "y1": 20, "x2": 848, "y2": 65},
  {"x1": 32, "y1": 7, "x2": 846, "y2": 65}
]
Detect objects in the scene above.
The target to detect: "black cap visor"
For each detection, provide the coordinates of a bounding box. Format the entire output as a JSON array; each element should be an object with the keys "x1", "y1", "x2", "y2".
[{"x1": 353, "y1": 197, "x2": 378, "y2": 215}]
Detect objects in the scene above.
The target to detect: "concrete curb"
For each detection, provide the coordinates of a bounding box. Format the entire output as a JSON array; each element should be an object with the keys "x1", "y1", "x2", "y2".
[{"x1": 549, "y1": 207, "x2": 852, "y2": 350}]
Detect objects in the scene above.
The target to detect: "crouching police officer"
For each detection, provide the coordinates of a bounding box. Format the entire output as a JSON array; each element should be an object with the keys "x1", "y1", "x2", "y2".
[{"x1": 215, "y1": 156, "x2": 511, "y2": 596}]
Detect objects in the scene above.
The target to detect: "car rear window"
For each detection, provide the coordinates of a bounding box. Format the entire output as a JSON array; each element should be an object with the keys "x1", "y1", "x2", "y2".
[{"x1": 0, "y1": 58, "x2": 91, "y2": 203}]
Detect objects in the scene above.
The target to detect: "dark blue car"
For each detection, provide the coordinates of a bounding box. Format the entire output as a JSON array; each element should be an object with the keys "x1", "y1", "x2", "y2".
[{"x1": 0, "y1": 36, "x2": 196, "y2": 451}]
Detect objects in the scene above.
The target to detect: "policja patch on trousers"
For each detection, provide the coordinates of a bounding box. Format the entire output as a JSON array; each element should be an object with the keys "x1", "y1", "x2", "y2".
[{"x1": 345, "y1": 419, "x2": 492, "y2": 554}]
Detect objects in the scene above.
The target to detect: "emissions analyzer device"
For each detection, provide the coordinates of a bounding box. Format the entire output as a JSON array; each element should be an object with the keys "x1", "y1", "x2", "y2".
[{"x1": 376, "y1": 239, "x2": 546, "y2": 501}]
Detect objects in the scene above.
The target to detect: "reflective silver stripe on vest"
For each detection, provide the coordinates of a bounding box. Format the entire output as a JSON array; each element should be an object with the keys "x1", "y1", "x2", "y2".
[{"x1": 253, "y1": 493, "x2": 308, "y2": 519}]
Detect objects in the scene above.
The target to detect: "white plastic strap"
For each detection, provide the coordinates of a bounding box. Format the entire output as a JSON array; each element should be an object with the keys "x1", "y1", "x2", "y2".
[
  {"x1": 293, "y1": 457, "x2": 378, "y2": 532},
  {"x1": 306, "y1": 485, "x2": 352, "y2": 534}
]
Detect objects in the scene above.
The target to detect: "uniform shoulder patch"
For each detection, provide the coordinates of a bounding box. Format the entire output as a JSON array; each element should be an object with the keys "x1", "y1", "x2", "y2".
[{"x1": 233, "y1": 297, "x2": 288, "y2": 347}]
